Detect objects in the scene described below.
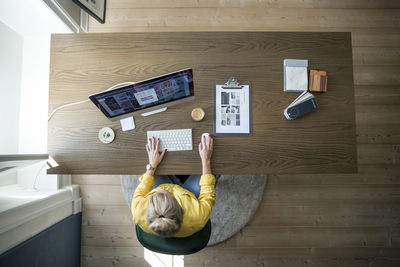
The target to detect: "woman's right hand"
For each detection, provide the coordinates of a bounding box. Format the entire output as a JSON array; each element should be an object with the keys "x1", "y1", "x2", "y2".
[{"x1": 199, "y1": 135, "x2": 213, "y2": 164}]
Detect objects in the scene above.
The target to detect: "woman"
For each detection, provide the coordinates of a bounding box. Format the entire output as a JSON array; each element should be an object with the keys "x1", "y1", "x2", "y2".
[{"x1": 132, "y1": 135, "x2": 216, "y2": 238}]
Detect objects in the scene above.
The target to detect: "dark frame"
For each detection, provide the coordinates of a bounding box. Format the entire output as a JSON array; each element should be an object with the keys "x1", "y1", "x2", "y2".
[{"x1": 72, "y1": 0, "x2": 106, "y2": 24}]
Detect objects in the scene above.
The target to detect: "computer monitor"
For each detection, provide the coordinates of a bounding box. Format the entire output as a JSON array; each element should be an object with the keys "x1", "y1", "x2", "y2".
[{"x1": 89, "y1": 68, "x2": 194, "y2": 121}]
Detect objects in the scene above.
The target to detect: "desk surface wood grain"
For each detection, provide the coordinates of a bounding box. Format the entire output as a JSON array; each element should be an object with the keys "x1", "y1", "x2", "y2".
[{"x1": 48, "y1": 32, "x2": 357, "y2": 174}]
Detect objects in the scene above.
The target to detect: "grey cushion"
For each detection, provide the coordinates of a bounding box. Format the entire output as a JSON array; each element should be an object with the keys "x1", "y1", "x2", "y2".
[{"x1": 121, "y1": 174, "x2": 267, "y2": 246}]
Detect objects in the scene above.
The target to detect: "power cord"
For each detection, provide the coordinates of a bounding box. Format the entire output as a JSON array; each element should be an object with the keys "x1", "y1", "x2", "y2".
[
  {"x1": 47, "y1": 82, "x2": 136, "y2": 121},
  {"x1": 32, "y1": 161, "x2": 47, "y2": 191}
]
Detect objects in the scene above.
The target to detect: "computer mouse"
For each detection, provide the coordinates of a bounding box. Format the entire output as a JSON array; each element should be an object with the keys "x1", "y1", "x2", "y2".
[{"x1": 201, "y1": 133, "x2": 210, "y2": 148}]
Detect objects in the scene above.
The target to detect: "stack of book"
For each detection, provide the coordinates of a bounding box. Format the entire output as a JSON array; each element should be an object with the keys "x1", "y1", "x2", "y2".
[{"x1": 309, "y1": 70, "x2": 328, "y2": 92}]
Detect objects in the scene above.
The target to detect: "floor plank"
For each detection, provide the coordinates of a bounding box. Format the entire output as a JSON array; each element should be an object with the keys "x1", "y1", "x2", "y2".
[
  {"x1": 72, "y1": 175, "x2": 121, "y2": 185},
  {"x1": 269, "y1": 165, "x2": 400, "y2": 185},
  {"x1": 107, "y1": 0, "x2": 400, "y2": 9},
  {"x1": 353, "y1": 66, "x2": 400, "y2": 85},
  {"x1": 94, "y1": 8, "x2": 400, "y2": 29},
  {"x1": 222, "y1": 226, "x2": 390, "y2": 248},
  {"x1": 82, "y1": 205, "x2": 133, "y2": 226},
  {"x1": 351, "y1": 28, "x2": 400, "y2": 47},
  {"x1": 82, "y1": 225, "x2": 140, "y2": 247},
  {"x1": 355, "y1": 86, "x2": 400, "y2": 106},
  {"x1": 81, "y1": 246, "x2": 148, "y2": 267},
  {"x1": 81, "y1": 246, "x2": 400, "y2": 267},
  {"x1": 79, "y1": 185, "x2": 126, "y2": 205},
  {"x1": 353, "y1": 47, "x2": 400, "y2": 65},
  {"x1": 356, "y1": 105, "x2": 400, "y2": 126},
  {"x1": 249, "y1": 204, "x2": 400, "y2": 227}
]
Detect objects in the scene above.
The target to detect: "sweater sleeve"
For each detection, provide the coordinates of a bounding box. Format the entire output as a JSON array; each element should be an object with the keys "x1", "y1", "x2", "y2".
[
  {"x1": 132, "y1": 173, "x2": 154, "y2": 211},
  {"x1": 196, "y1": 174, "x2": 216, "y2": 226}
]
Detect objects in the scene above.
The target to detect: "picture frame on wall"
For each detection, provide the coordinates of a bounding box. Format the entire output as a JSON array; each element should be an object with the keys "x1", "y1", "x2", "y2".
[{"x1": 73, "y1": 0, "x2": 106, "y2": 24}]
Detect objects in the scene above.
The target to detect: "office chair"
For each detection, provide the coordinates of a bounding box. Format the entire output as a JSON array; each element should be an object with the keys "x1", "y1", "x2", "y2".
[{"x1": 135, "y1": 220, "x2": 211, "y2": 255}]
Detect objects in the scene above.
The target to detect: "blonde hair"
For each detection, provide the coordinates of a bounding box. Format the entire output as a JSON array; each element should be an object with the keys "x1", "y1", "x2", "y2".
[{"x1": 147, "y1": 191, "x2": 184, "y2": 237}]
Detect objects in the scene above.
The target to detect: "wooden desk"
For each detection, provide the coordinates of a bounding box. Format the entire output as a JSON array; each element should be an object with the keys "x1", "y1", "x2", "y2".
[{"x1": 48, "y1": 32, "x2": 357, "y2": 174}]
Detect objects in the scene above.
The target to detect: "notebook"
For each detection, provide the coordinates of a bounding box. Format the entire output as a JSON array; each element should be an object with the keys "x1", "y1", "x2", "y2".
[{"x1": 283, "y1": 59, "x2": 308, "y2": 92}]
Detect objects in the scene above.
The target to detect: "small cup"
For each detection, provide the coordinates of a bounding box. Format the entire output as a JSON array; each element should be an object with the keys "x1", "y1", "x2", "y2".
[{"x1": 191, "y1": 107, "x2": 205, "y2": 121}]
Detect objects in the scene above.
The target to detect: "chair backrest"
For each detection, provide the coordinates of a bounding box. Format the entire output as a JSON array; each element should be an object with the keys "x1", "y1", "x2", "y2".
[{"x1": 135, "y1": 220, "x2": 211, "y2": 255}]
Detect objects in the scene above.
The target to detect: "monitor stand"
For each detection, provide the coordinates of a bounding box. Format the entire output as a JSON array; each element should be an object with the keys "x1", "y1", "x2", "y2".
[{"x1": 141, "y1": 107, "x2": 167, "y2": 117}]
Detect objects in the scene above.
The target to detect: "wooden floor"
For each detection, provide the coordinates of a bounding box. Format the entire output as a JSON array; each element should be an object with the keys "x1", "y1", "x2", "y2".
[{"x1": 75, "y1": 1, "x2": 400, "y2": 266}]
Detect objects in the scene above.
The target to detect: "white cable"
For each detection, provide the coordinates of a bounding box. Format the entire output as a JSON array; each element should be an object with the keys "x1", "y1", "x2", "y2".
[
  {"x1": 47, "y1": 82, "x2": 135, "y2": 121},
  {"x1": 47, "y1": 99, "x2": 90, "y2": 121},
  {"x1": 32, "y1": 161, "x2": 47, "y2": 191}
]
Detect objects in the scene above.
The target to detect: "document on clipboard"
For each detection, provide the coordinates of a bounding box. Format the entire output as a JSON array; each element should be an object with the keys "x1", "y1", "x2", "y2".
[{"x1": 214, "y1": 77, "x2": 252, "y2": 136}]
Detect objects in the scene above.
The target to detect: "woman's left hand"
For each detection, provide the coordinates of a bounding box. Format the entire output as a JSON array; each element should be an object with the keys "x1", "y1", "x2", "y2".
[{"x1": 146, "y1": 137, "x2": 167, "y2": 169}]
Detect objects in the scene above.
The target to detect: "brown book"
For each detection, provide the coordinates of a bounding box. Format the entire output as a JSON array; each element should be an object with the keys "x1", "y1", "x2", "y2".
[{"x1": 309, "y1": 70, "x2": 327, "y2": 92}]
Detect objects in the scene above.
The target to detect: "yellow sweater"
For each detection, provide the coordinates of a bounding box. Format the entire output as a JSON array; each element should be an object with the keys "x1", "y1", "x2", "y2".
[{"x1": 132, "y1": 173, "x2": 216, "y2": 237}]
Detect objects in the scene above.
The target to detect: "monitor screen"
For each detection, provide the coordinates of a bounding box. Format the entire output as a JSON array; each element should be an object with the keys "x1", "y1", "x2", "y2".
[{"x1": 89, "y1": 69, "x2": 194, "y2": 118}]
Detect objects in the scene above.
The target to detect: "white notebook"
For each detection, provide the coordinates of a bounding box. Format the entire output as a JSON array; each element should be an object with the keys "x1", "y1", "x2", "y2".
[{"x1": 284, "y1": 59, "x2": 308, "y2": 92}]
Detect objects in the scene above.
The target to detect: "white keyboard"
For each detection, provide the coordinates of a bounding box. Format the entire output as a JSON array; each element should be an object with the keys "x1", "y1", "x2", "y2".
[{"x1": 147, "y1": 129, "x2": 192, "y2": 151}]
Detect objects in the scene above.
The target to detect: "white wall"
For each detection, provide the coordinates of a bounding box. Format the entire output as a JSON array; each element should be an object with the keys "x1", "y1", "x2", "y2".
[
  {"x1": 0, "y1": 0, "x2": 72, "y2": 154},
  {"x1": 0, "y1": 21, "x2": 23, "y2": 154}
]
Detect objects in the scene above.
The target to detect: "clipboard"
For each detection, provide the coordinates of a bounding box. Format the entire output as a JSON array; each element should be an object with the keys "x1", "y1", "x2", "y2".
[{"x1": 214, "y1": 77, "x2": 252, "y2": 136}]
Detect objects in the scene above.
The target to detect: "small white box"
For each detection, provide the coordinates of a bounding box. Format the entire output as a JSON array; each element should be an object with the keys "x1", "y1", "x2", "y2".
[{"x1": 120, "y1": 116, "x2": 135, "y2": 131}]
